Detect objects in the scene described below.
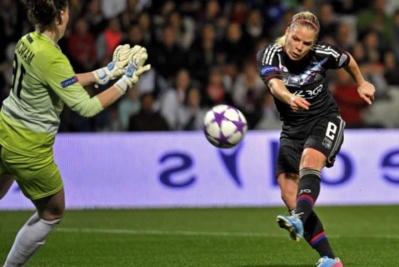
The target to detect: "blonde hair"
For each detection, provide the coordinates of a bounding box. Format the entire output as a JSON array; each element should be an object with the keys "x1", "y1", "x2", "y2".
[{"x1": 275, "y1": 11, "x2": 320, "y2": 46}]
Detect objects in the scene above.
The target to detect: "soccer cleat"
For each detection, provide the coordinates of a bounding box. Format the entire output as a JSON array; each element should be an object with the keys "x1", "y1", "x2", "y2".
[
  {"x1": 276, "y1": 214, "x2": 304, "y2": 241},
  {"x1": 316, "y1": 256, "x2": 344, "y2": 267}
]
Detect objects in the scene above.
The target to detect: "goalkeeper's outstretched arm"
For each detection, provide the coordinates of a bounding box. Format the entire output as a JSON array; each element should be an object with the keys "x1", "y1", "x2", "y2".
[{"x1": 66, "y1": 46, "x2": 151, "y2": 117}]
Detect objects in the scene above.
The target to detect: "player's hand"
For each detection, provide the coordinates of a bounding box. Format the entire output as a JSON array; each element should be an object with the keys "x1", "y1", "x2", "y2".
[
  {"x1": 289, "y1": 94, "x2": 310, "y2": 111},
  {"x1": 93, "y1": 44, "x2": 142, "y2": 85},
  {"x1": 114, "y1": 47, "x2": 151, "y2": 94},
  {"x1": 357, "y1": 81, "x2": 375, "y2": 105}
]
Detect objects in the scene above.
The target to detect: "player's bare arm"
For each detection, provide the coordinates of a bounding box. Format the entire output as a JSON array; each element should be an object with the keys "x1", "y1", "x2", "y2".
[
  {"x1": 75, "y1": 72, "x2": 96, "y2": 87},
  {"x1": 268, "y1": 78, "x2": 310, "y2": 111},
  {"x1": 344, "y1": 53, "x2": 375, "y2": 105}
]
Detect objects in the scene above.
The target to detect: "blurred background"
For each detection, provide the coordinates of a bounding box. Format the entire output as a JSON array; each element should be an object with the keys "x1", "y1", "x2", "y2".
[
  {"x1": 1, "y1": 3, "x2": 399, "y2": 265},
  {"x1": 0, "y1": 0, "x2": 398, "y2": 211},
  {"x1": 2, "y1": 0, "x2": 399, "y2": 132}
]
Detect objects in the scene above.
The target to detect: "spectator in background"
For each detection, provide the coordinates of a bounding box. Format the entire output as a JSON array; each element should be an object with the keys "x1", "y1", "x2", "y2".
[
  {"x1": 96, "y1": 17, "x2": 124, "y2": 67},
  {"x1": 67, "y1": 17, "x2": 97, "y2": 73},
  {"x1": 128, "y1": 92, "x2": 170, "y2": 131},
  {"x1": 221, "y1": 59, "x2": 239, "y2": 92},
  {"x1": 356, "y1": 0, "x2": 393, "y2": 50},
  {"x1": 198, "y1": 0, "x2": 227, "y2": 42},
  {"x1": 229, "y1": 0, "x2": 248, "y2": 24},
  {"x1": 254, "y1": 90, "x2": 282, "y2": 130},
  {"x1": 270, "y1": 8, "x2": 296, "y2": 41},
  {"x1": 231, "y1": 61, "x2": 265, "y2": 129},
  {"x1": 152, "y1": 0, "x2": 176, "y2": 38},
  {"x1": 118, "y1": 87, "x2": 141, "y2": 131},
  {"x1": 148, "y1": 25, "x2": 188, "y2": 82},
  {"x1": 177, "y1": 87, "x2": 208, "y2": 131},
  {"x1": 334, "y1": 22, "x2": 354, "y2": 50},
  {"x1": 0, "y1": 0, "x2": 27, "y2": 100},
  {"x1": 243, "y1": 8, "x2": 267, "y2": 53},
  {"x1": 167, "y1": 11, "x2": 196, "y2": 50},
  {"x1": 362, "y1": 29, "x2": 384, "y2": 64},
  {"x1": 392, "y1": 9, "x2": 399, "y2": 58},
  {"x1": 0, "y1": 43, "x2": 16, "y2": 106},
  {"x1": 203, "y1": 67, "x2": 232, "y2": 107},
  {"x1": 80, "y1": 0, "x2": 107, "y2": 37},
  {"x1": 332, "y1": 69, "x2": 369, "y2": 128},
  {"x1": 0, "y1": 0, "x2": 25, "y2": 45},
  {"x1": 2, "y1": 0, "x2": 398, "y2": 133},
  {"x1": 220, "y1": 21, "x2": 251, "y2": 69},
  {"x1": 359, "y1": 31, "x2": 389, "y2": 98},
  {"x1": 189, "y1": 22, "x2": 223, "y2": 82},
  {"x1": 330, "y1": 0, "x2": 358, "y2": 14},
  {"x1": 119, "y1": 0, "x2": 140, "y2": 33},
  {"x1": 123, "y1": 23, "x2": 146, "y2": 48},
  {"x1": 349, "y1": 41, "x2": 389, "y2": 99},
  {"x1": 100, "y1": 0, "x2": 126, "y2": 19},
  {"x1": 382, "y1": 50, "x2": 399, "y2": 85},
  {"x1": 159, "y1": 69, "x2": 198, "y2": 130},
  {"x1": 316, "y1": 2, "x2": 338, "y2": 41},
  {"x1": 137, "y1": 12, "x2": 155, "y2": 48}
]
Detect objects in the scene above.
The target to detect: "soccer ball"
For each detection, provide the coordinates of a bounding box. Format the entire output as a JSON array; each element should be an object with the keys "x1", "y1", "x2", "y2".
[{"x1": 203, "y1": 104, "x2": 247, "y2": 149}]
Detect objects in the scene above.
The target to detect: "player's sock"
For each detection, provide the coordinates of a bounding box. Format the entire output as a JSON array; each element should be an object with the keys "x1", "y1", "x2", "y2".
[
  {"x1": 3, "y1": 213, "x2": 61, "y2": 267},
  {"x1": 294, "y1": 168, "x2": 321, "y2": 222},
  {"x1": 304, "y1": 211, "x2": 335, "y2": 259},
  {"x1": 289, "y1": 209, "x2": 295, "y2": 216}
]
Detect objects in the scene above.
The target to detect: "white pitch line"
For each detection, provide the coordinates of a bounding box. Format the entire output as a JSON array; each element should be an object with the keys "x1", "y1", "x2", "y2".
[
  {"x1": 56, "y1": 228, "x2": 399, "y2": 239},
  {"x1": 56, "y1": 228, "x2": 284, "y2": 237}
]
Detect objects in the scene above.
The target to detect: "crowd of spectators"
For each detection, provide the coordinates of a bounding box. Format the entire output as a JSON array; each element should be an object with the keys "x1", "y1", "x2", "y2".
[{"x1": 1, "y1": 0, "x2": 399, "y2": 131}]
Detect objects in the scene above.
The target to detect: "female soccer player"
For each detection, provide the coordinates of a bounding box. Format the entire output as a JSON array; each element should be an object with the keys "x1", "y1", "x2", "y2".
[
  {"x1": 256, "y1": 11, "x2": 375, "y2": 267},
  {"x1": 0, "y1": 0, "x2": 150, "y2": 266}
]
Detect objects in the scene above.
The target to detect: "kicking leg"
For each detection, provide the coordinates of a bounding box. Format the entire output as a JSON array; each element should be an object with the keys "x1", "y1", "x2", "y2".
[
  {"x1": 280, "y1": 148, "x2": 324, "y2": 244},
  {"x1": 3, "y1": 189, "x2": 65, "y2": 267},
  {"x1": 298, "y1": 148, "x2": 343, "y2": 266},
  {"x1": 304, "y1": 211, "x2": 335, "y2": 259}
]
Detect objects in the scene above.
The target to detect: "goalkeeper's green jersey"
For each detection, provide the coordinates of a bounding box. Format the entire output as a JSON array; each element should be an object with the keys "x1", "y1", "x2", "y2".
[{"x1": 0, "y1": 31, "x2": 103, "y2": 157}]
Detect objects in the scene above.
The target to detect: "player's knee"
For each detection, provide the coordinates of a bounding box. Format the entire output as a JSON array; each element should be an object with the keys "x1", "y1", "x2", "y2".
[
  {"x1": 0, "y1": 175, "x2": 15, "y2": 199},
  {"x1": 301, "y1": 149, "x2": 326, "y2": 170},
  {"x1": 0, "y1": 187, "x2": 10, "y2": 199},
  {"x1": 40, "y1": 208, "x2": 65, "y2": 221},
  {"x1": 41, "y1": 213, "x2": 64, "y2": 222}
]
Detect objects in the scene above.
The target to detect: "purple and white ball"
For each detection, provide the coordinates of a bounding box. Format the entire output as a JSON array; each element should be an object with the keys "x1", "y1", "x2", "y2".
[{"x1": 203, "y1": 104, "x2": 248, "y2": 149}]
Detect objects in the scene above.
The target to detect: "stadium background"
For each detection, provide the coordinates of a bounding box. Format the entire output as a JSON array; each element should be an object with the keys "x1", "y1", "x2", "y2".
[
  {"x1": 0, "y1": 0, "x2": 398, "y2": 209},
  {"x1": 1, "y1": 1, "x2": 399, "y2": 266},
  {"x1": 0, "y1": 0, "x2": 398, "y2": 206},
  {"x1": 1, "y1": 0, "x2": 399, "y2": 132}
]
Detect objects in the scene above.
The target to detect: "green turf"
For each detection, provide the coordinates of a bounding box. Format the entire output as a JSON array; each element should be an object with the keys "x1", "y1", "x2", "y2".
[{"x1": 1, "y1": 205, "x2": 398, "y2": 266}]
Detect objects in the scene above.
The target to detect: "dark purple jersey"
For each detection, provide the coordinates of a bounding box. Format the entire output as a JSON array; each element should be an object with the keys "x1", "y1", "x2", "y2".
[{"x1": 256, "y1": 41, "x2": 350, "y2": 126}]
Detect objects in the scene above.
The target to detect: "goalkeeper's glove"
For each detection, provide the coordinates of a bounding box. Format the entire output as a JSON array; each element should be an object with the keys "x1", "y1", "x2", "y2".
[
  {"x1": 93, "y1": 44, "x2": 142, "y2": 85},
  {"x1": 114, "y1": 47, "x2": 151, "y2": 94}
]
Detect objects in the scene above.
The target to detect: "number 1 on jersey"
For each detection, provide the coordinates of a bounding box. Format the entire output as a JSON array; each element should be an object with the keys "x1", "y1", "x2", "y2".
[{"x1": 11, "y1": 55, "x2": 25, "y2": 99}]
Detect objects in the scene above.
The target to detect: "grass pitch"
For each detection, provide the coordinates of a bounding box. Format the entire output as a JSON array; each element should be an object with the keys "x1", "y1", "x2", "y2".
[{"x1": 1, "y1": 205, "x2": 398, "y2": 266}]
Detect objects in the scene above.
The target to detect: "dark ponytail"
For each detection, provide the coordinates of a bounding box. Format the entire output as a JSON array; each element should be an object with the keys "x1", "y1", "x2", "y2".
[{"x1": 20, "y1": 0, "x2": 69, "y2": 26}]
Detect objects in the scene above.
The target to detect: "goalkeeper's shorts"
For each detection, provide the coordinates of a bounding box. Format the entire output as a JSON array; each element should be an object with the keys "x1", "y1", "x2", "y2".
[{"x1": 0, "y1": 146, "x2": 63, "y2": 200}]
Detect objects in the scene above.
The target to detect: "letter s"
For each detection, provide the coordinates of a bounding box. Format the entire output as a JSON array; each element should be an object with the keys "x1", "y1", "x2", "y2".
[
  {"x1": 381, "y1": 149, "x2": 399, "y2": 184},
  {"x1": 159, "y1": 152, "x2": 196, "y2": 188}
]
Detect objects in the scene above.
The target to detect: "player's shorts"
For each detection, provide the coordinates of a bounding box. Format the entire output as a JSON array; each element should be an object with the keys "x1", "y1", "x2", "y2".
[
  {"x1": 0, "y1": 146, "x2": 63, "y2": 200},
  {"x1": 276, "y1": 114, "x2": 346, "y2": 175}
]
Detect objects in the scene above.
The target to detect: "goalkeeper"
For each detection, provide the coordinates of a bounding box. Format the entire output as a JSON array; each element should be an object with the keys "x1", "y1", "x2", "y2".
[{"x1": 0, "y1": 1, "x2": 150, "y2": 266}]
